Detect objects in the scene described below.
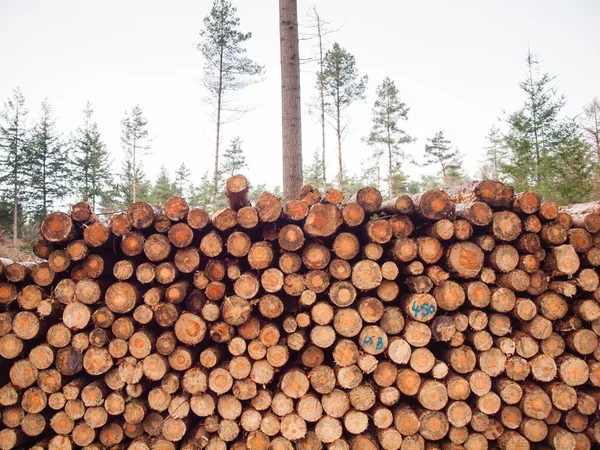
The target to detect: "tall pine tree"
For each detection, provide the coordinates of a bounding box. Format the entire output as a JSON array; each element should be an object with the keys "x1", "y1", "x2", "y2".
[
  {"x1": 582, "y1": 98, "x2": 600, "y2": 193},
  {"x1": 120, "y1": 105, "x2": 151, "y2": 203},
  {"x1": 198, "y1": 0, "x2": 263, "y2": 210},
  {"x1": 480, "y1": 125, "x2": 505, "y2": 181},
  {"x1": 221, "y1": 137, "x2": 247, "y2": 177},
  {"x1": 0, "y1": 88, "x2": 28, "y2": 241},
  {"x1": 322, "y1": 43, "x2": 367, "y2": 190},
  {"x1": 72, "y1": 102, "x2": 110, "y2": 212},
  {"x1": 24, "y1": 100, "x2": 70, "y2": 220},
  {"x1": 303, "y1": 150, "x2": 324, "y2": 188},
  {"x1": 552, "y1": 122, "x2": 593, "y2": 203},
  {"x1": 501, "y1": 51, "x2": 567, "y2": 196},
  {"x1": 150, "y1": 166, "x2": 178, "y2": 204},
  {"x1": 175, "y1": 163, "x2": 191, "y2": 197},
  {"x1": 365, "y1": 77, "x2": 412, "y2": 199},
  {"x1": 423, "y1": 131, "x2": 464, "y2": 186}
]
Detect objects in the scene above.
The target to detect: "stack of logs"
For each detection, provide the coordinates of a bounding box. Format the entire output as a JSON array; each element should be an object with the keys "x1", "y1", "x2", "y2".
[{"x1": 2, "y1": 176, "x2": 600, "y2": 450}]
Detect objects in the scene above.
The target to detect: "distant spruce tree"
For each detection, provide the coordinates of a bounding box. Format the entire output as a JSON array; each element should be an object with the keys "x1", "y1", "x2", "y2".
[
  {"x1": 322, "y1": 43, "x2": 367, "y2": 190},
  {"x1": 480, "y1": 125, "x2": 505, "y2": 181},
  {"x1": 0, "y1": 88, "x2": 28, "y2": 241},
  {"x1": 221, "y1": 137, "x2": 247, "y2": 177},
  {"x1": 72, "y1": 102, "x2": 111, "y2": 212},
  {"x1": 175, "y1": 163, "x2": 191, "y2": 198},
  {"x1": 121, "y1": 105, "x2": 152, "y2": 203},
  {"x1": 303, "y1": 150, "x2": 324, "y2": 189},
  {"x1": 423, "y1": 131, "x2": 464, "y2": 186},
  {"x1": 24, "y1": 100, "x2": 70, "y2": 220},
  {"x1": 189, "y1": 171, "x2": 226, "y2": 210},
  {"x1": 365, "y1": 77, "x2": 412, "y2": 199},
  {"x1": 550, "y1": 119, "x2": 594, "y2": 204},
  {"x1": 150, "y1": 166, "x2": 178, "y2": 204},
  {"x1": 198, "y1": 0, "x2": 263, "y2": 210},
  {"x1": 500, "y1": 51, "x2": 591, "y2": 202}
]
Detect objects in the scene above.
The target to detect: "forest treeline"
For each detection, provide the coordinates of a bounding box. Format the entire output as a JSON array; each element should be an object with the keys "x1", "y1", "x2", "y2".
[{"x1": 0, "y1": 1, "x2": 599, "y2": 248}]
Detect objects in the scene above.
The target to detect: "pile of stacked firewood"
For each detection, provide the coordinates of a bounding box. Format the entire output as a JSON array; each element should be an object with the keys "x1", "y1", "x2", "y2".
[{"x1": 1, "y1": 175, "x2": 600, "y2": 450}]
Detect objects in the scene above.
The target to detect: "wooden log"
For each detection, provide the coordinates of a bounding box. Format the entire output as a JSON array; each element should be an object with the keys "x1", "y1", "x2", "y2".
[
  {"x1": 40, "y1": 212, "x2": 75, "y2": 243},
  {"x1": 410, "y1": 190, "x2": 455, "y2": 221},
  {"x1": 444, "y1": 180, "x2": 514, "y2": 209},
  {"x1": 445, "y1": 241, "x2": 484, "y2": 279},
  {"x1": 456, "y1": 201, "x2": 493, "y2": 226}
]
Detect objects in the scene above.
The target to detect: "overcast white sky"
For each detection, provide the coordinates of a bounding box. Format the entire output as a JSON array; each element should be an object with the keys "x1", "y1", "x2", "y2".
[{"x1": 0, "y1": 0, "x2": 598, "y2": 191}]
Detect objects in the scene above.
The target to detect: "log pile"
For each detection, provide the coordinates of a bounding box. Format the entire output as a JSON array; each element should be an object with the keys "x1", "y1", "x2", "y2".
[{"x1": 2, "y1": 176, "x2": 600, "y2": 449}]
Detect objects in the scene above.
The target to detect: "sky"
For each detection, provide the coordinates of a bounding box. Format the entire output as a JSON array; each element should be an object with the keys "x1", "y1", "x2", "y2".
[{"x1": 0, "y1": 0, "x2": 599, "y2": 192}]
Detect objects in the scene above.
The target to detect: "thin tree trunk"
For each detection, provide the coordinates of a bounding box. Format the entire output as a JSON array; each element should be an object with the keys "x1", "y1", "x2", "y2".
[
  {"x1": 315, "y1": 9, "x2": 327, "y2": 193},
  {"x1": 337, "y1": 104, "x2": 343, "y2": 191},
  {"x1": 13, "y1": 155, "x2": 18, "y2": 243},
  {"x1": 43, "y1": 152, "x2": 47, "y2": 217},
  {"x1": 132, "y1": 139, "x2": 137, "y2": 203},
  {"x1": 388, "y1": 141, "x2": 393, "y2": 199},
  {"x1": 212, "y1": 50, "x2": 224, "y2": 213},
  {"x1": 13, "y1": 121, "x2": 19, "y2": 243},
  {"x1": 280, "y1": 0, "x2": 303, "y2": 201}
]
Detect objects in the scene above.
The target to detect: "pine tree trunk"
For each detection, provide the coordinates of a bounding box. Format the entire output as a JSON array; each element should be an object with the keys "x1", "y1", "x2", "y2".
[
  {"x1": 13, "y1": 128, "x2": 19, "y2": 243},
  {"x1": 388, "y1": 139, "x2": 393, "y2": 200},
  {"x1": 280, "y1": 0, "x2": 303, "y2": 201},
  {"x1": 132, "y1": 139, "x2": 137, "y2": 203},
  {"x1": 212, "y1": 51, "x2": 224, "y2": 213},
  {"x1": 337, "y1": 104, "x2": 343, "y2": 190},
  {"x1": 316, "y1": 10, "x2": 327, "y2": 193}
]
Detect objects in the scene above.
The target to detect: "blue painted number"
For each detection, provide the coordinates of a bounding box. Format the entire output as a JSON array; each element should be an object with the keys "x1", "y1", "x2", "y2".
[{"x1": 411, "y1": 301, "x2": 435, "y2": 319}]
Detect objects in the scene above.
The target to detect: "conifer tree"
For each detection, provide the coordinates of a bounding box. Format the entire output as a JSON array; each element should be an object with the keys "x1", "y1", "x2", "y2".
[
  {"x1": 481, "y1": 125, "x2": 504, "y2": 181},
  {"x1": 221, "y1": 137, "x2": 247, "y2": 177},
  {"x1": 151, "y1": 166, "x2": 178, "y2": 204},
  {"x1": 423, "y1": 131, "x2": 463, "y2": 186},
  {"x1": 175, "y1": 163, "x2": 191, "y2": 197},
  {"x1": 24, "y1": 100, "x2": 70, "y2": 219},
  {"x1": 72, "y1": 102, "x2": 110, "y2": 212},
  {"x1": 304, "y1": 7, "x2": 337, "y2": 192},
  {"x1": 189, "y1": 171, "x2": 225, "y2": 210},
  {"x1": 501, "y1": 51, "x2": 567, "y2": 196},
  {"x1": 198, "y1": 0, "x2": 263, "y2": 210},
  {"x1": 303, "y1": 150, "x2": 324, "y2": 188},
  {"x1": 121, "y1": 105, "x2": 151, "y2": 203},
  {"x1": 322, "y1": 43, "x2": 367, "y2": 190},
  {"x1": 365, "y1": 77, "x2": 412, "y2": 198},
  {"x1": 0, "y1": 88, "x2": 28, "y2": 241},
  {"x1": 582, "y1": 98, "x2": 600, "y2": 189},
  {"x1": 551, "y1": 119, "x2": 594, "y2": 203}
]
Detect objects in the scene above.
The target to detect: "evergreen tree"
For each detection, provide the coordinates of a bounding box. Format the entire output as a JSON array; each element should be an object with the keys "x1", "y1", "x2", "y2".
[
  {"x1": 322, "y1": 43, "x2": 367, "y2": 190},
  {"x1": 189, "y1": 171, "x2": 225, "y2": 210},
  {"x1": 423, "y1": 131, "x2": 463, "y2": 186},
  {"x1": 221, "y1": 137, "x2": 247, "y2": 177},
  {"x1": 121, "y1": 105, "x2": 151, "y2": 203},
  {"x1": 103, "y1": 160, "x2": 151, "y2": 211},
  {"x1": 72, "y1": 102, "x2": 111, "y2": 212},
  {"x1": 500, "y1": 51, "x2": 569, "y2": 197},
  {"x1": 304, "y1": 7, "x2": 337, "y2": 192},
  {"x1": 248, "y1": 182, "x2": 268, "y2": 204},
  {"x1": 550, "y1": 120, "x2": 594, "y2": 204},
  {"x1": 150, "y1": 166, "x2": 178, "y2": 204},
  {"x1": 303, "y1": 150, "x2": 324, "y2": 188},
  {"x1": 175, "y1": 163, "x2": 191, "y2": 197},
  {"x1": 365, "y1": 77, "x2": 412, "y2": 198},
  {"x1": 24, "y1": 100, "x2": 70, "y2": 219},
  {"x1": 0, "y1": 88, "x2": 28, "y2": 241},
  {"x1": 198, "y1": 0, "x2": 264, "y2": 210},
  {"x1": 481, "y1": 125, "x2": 505, "y2": 181},
  {"x1": 582, "y1": 98, "x2": 600, "y2": 193}
]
